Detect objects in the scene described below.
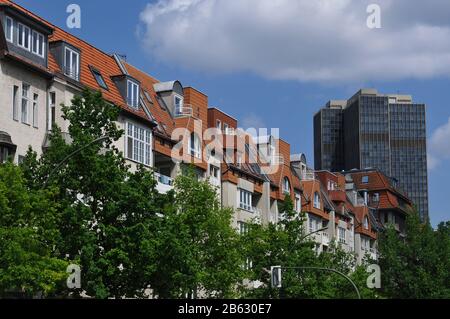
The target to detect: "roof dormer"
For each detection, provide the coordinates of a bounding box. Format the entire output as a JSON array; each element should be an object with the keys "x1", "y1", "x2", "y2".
[
  {"x1": 153, "y1": 81, "x2": 185, "y2": 117},
  {"x1": 49, "y1": 40, "x2": 81, "y2": 81},
  {"x1": 111, "y1": 74, "x2": 141, "y2": 109},
  {"x1": 1, "y1": 5, "x2": 53, "y2": 68}
]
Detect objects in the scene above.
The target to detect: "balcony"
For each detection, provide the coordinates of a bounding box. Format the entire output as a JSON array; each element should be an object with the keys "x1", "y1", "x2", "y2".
[
  {"x1": 154, "y1": 172, "x2": 174, "y2": 194},
  {"x1": 174, "y1": 104, "x2": 194, "y2": 117},
  {"x1": 155, "y1": 173, "x2": 173, "y2": 194},
  {"x1": 302, "y1": 172, "x2": 316, "y2": 181}
]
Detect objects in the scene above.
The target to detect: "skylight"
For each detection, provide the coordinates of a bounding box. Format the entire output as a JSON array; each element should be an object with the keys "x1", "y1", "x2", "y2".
[{"x1": 91, "y1": 68, "x2": 108, "y2": 89}]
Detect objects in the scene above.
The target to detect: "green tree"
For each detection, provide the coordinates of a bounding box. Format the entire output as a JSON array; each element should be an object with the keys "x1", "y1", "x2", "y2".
[
  {"x1": 378, "y1": 210, "x2": 450, "y2": 298},
  {"x1": 22, "y1": 89, "x2": 167, "y2": 298},
  {"x1": 0, "y1": 162, "x2": 68, "y2": 297},
  {"x1": 150, "y1": 168, "x2": 244, "y2": 298}
]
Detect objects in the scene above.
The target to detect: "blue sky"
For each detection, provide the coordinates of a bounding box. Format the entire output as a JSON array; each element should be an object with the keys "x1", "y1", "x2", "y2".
[{"x1": 15, "y1": 0, "x2": 450, "y2": 226}]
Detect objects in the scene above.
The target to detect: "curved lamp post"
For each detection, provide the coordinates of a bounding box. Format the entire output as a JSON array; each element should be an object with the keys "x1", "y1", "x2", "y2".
[
  {"x1": 44, "y1": 135, "x2": 109, "y2": 187},
  {"x1": 271, "y1": 265, "x2": 361, "y2": 299}
]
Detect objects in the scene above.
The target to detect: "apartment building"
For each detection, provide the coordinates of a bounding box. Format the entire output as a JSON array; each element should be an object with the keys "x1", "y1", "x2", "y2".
[
  {"x1": 345, "y1": 169, "x2": 413, "y2": 237},
  {"x1": 0, "y1": 0, "x2": 157, "y2": 172}
]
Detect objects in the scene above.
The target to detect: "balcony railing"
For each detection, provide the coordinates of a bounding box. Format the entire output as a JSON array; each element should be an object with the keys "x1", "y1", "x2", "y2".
[
  {"x1": 64, "y1": 67, "x2": 79, "y2": 81},
  {"x1": 302, "y1": 172, "x2": 316, "y2": 180},
  {"x1": 154, "y1": 172, "x2": 174, "y2": 194},
  {"x1": 175, "y1": 105, "x2": 193, "y2": 117}
]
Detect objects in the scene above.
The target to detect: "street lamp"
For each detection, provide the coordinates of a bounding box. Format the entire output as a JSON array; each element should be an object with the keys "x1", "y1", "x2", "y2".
[
  {"x1": 44, "y1": 135, "x2": 110, "y2": 187},
  {"x1": 270, "y1": 265, "x2": 362, "y2": 299}
]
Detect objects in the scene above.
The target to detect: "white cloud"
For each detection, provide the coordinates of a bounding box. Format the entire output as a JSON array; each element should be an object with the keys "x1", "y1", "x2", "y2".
[
  {"x1": 428, "y1": 117, "x2": 450, "y2": 170},
  {"x1": 139, "y1": 0, "x2": 450, "y2": 83}
]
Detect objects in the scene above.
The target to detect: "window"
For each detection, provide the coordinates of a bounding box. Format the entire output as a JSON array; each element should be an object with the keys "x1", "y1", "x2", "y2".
[
  {"x1": 236, "y1": 153, "x2": 242, "y2": 167},
  {"x1": 65, "y1": 47, "x2": 80, "y2": 80},
  {"x1": 5, "y1": 16, "x2": 13, "y2": 42},
  {"x1": 372, "y1": 193, "x2": 380, "y2": 202},
  {"x1": 32, "y1": 93, "x2": 38, "y2": 128},
  {"x1": 338, "y1": 227, "x2": 346, "y2": 243},
  {"x1": 174, "y1": 95, "x2": 183, "y2": 114},
  {"x1": 309, "y1": 216, "x2": 316, "y2": 233},
  {"x1": 313, "y1": 192, "x2": 320, "y2": 209},
  {"x1": 126, "y1": 122, "x2": 152, "y2": 166},
  {"x1": 21, "y1": 84, "x2": 30, "y2": 124},
  {"x1": 31, "y1": 30, "x2": 45, "y2": 57},
  {"x1": 238, "y1": 188, "x2": 253, "y2": 211},
  {"x1": 223, "y1": 123, "x2": 229, "y2": 133},
  {"x1": 126, "y1": 80, "x2": 139, "y2": 108},
  {"x1": 0, "y1": 146, "x2": 10, "y2": 163},
  {"x1": 12, "y1": 85, "x2": 19, "y2": 121},
  {"x1": 362, "y1": 175, "x2": 369, "y2": 183},
  {"x1": 91, "y1": 68, "x2": 108, "y2": 89},
  {"x1": 189, "y1": 133, "x2": 201, "y2": 159},
  {"x1": 18, "y1": 23, "x2": 31, "y2": 50},
  {"x1": 209, "y1": 165, "x2": 219, "y2": 179},
  {"x1": 363, "y1": 216, "x2": 369, "y2": 229},
  {"x1": 238, "y1": 221, "x2": 249, "y2": 235},
  {"x1": 216, "y1": 120, "x2": 221, "y2": 130},
  {"x1": 283, "y1": 177, "x2": 290, "y2": 194},
  {"x1": 49, "y1": 92, "x2": 56, "y2": 130},
  {"x1": 295, "y1": 194, "x2": 301, "y2": 212},
  {"x1": 143, "y1": 90, "x2": 152, "y2": 103}
]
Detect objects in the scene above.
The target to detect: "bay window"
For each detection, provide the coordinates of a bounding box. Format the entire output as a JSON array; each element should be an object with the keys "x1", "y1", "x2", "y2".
[{"x1": 126, "y1": 122, "x2": 152, "y2": 166}]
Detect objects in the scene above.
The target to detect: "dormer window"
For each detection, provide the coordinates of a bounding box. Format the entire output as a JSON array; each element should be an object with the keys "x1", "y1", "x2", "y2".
[
  {"x1": 18, "y1": 22, "x2": 31, "y2": 50},
  {"x1": 5, "y1": 16, "x2": 13, "y2": 42},
  {"x1": 313, "y1": 192, "x2": 321, "y2": 209},
  {"x1": 91, "y1": 67, "x2": 108, "y2": 89},
  {"x1": 64, "y1": 47, "x2": 80, "y2": 80},
  {"x1": 174, "y1": 94, "x2": 183, "y2": 114},
  {"x1": 363, "y1": 216, "x2": 369, "y2": 229},
  {"x1": 32, "y1": 30, "x2": 45, "y2": 57},
  {"x1": 127, "y1": 80, "x2": 139, "y2": 108},
  {"x1": 362, "y1": 175, "x2": 369, "y2": 184},
  {"x1": 283, "y1": 177, "x2": 290, "y2": 194}
]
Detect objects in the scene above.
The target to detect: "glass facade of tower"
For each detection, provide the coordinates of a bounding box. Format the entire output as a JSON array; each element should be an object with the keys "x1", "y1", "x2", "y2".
[
  {"x1": 390, "y1": 103, "x2": 428, "y2": 219},
  {"x1": 314, "y1": 108, "x2": 344, "y2": 172},
  {"x1": 314, "y1": 90, "x2": 429, "y2": 220},
  {"x1": 359, "y1": 95, "x2": 391, "y2": 175}
]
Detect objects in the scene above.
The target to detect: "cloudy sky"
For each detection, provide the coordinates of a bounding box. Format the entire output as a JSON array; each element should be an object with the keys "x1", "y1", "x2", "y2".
[{"x1": 17, "y1": 0, "x2": 450, "y2": 226}]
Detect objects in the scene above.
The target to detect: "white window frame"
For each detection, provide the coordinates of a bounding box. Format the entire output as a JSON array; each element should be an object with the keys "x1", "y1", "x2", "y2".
[
  {"x1": 17, "y1": 22, "x2": 31, "y2": 51},
  {"x1": 32, "y1": 93, "x2": 38, "y2": 128},
  {"x1": 21, "y1": 83, "x2": 30, "y2": 124},
  {"x1": 313, "y1": 192, "x2": 320, "y2": 209},
  {"x1": 174, "y1": 94, "x2": 183, "y2": 113},
  {"x1": 31, "y1": 30, "x2": 45, "y2": 58},
  {"x1": 12, "y1": 85, "x2": 19, "y2": 121},
  {"x1": 238, "y1": 221, "x2": 249, "y2": 235},
  {"x1": 216, "y1": 120, "x2": 221, "y2": 130},
  {"x1": 64, "y1": 47, "x2": 80, "y2": 80},
  {"x1": 209, "y1": 165, "x2": 219, "y2": 179},
  {"x1": 338, "y1": 227, "x2": 346, "y2": 243},
  {"x1": 295, "y1": 194, "x2": 301, "y2": 213},
  {"x1": 238, "y1": 188, "x2": 253, "y2": 212},
  {"x1": 5, "y1": 16, "x2": 13, "y2": 43},
  {"x1": 308, "y1": 215, "x2": 316, "y2": 233},
  {"x1": 125, "y1": 122, "x2": 152, "y2": 166},
  {"x1": 127, "y1": 80, "x2": 139, "y2": 108},
  {"x1": 189, "y1": 132, "x2": 201, "y2": 159},
  {"x1": 283, "y1": 177, "x2": 290, "y2": 194},
  {"x1": 48, "y1": 92, "x2": 56, "y2": 130},
  {"x1": 363, "y1": 216, "x2": 369, "y2": 230}
]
